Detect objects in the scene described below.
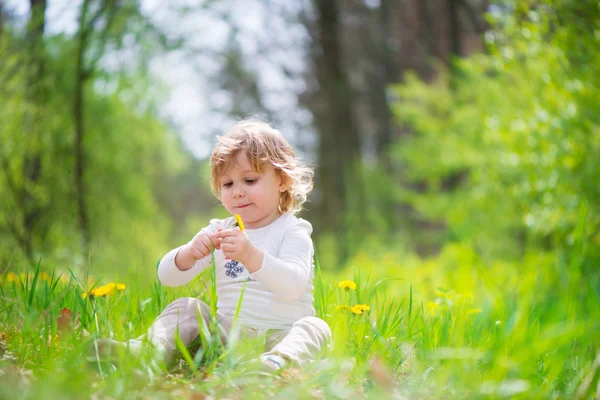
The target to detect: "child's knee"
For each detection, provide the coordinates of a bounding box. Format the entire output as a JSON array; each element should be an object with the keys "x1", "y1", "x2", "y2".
[
  {"x1": 165, "y1": 297, "x2": 205, "y2": 316},
  {"x1": 294, "y1": 316, "x2": 332, "y2": 340}
]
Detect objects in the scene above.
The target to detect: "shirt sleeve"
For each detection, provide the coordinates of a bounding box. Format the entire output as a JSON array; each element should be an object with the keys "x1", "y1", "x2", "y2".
[
  {"x1": 157, "y1": 219, "x2": 224, "y2": 287},
  {"x1": 250, "y1": 219, "x2": 313, "y2": 300}
]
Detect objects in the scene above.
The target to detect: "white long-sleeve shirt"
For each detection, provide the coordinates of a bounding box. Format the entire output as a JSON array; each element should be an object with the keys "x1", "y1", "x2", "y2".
[{"x1": 157, "y1": 213, "x2": 315, "y2": 330}]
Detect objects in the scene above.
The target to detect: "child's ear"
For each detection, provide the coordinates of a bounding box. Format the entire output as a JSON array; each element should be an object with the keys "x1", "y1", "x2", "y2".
[{"x1": 278, "y1": 172, "x2": 290, "y2": 192}]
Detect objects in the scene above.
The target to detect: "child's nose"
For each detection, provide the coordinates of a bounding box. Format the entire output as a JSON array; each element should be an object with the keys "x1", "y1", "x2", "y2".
[{"x1": 232, "y1": 187, "x2": 244, "y2": 198}]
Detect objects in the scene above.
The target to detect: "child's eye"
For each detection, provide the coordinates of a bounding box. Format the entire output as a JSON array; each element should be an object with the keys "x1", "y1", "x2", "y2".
[
  {"x1": 222, "y1": 182, "x2": 233, "y2": 188},
  {"x1": 245, "y1": 179, "x2": 257, "y2": 184}
]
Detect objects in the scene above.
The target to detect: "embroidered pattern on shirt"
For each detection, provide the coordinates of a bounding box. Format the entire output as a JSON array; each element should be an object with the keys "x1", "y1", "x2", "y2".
[{"x1": 224, "y1": 259, "x2": 245, "y2": 278}]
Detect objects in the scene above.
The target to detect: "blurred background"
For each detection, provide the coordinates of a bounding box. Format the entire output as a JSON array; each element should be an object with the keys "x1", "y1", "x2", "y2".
[{"x1": 0, "y1": 0, "x2": 598, "y2": 282}]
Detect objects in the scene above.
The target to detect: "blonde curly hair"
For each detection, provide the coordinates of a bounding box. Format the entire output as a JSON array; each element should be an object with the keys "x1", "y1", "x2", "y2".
[{"x1": 210, "y1": 119, "x2": 314, "y2": 214}]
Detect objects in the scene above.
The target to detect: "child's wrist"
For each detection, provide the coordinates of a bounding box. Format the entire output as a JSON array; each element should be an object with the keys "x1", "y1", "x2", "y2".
[
  {"x1": 242, "y1": 244, "x2": 263, "y2": 273},
  {"x1": 175, "y1": 245, "x2": 194, "y2": 271}
]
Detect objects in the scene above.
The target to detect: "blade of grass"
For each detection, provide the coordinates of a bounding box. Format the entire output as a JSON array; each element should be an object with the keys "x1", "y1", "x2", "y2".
[
  {"x1": 175, "y1": 325, "x2": 198, "y2": 374},
  {"x1": 407, "y1": 284, "x2": 413, "y2": 338},
  {"x1": 27, "y1": 259, "x2": 42, "y2": 309},
  {"x1": 314, "y1": 243, "x2": 328, "y2": 319},
  {"x1": 367, "y1": 278, "x2": 403, "y2": 305}
]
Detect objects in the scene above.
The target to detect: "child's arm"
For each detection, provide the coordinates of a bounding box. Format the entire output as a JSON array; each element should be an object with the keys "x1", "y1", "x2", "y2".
[
  {"x1": 215, "y1": 220, "x2": 313, "y2": 300},
  {"x1": 158, "y1": 226, "x2": 218, "y2": 287},
  {"x1": 175, "y1": 230, "x2": 216, "y2": 270},
  {"x1": 250, "y1": 223, "x2": 313, "y2": 300}
]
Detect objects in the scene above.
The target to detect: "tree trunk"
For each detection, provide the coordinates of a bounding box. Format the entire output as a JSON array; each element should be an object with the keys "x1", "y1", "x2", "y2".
[
  {"x1": 313, "y1": 0, "x2": 365, "y2": 261},
  {"x1": 73, "y1": 0, "x2": 119, "y2": 254},
  {"x1": 20, "y1": 0, "x2": 47, "y2": 263},
  {"x1": 74, "y1": 0, "x2": 92, "y2": 251},
  {"x1": 0, "y1": 3, "x2": 4, "y2": 44},
  {"x1": 373, "y1": 0, "x2": 394, "y2": 160},
  {"x1": 448, "y1": 0, "x2": 462, "y2": 57}
]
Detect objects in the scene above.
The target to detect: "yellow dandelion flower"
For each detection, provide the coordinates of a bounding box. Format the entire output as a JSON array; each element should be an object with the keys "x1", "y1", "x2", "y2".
[
  {"x1": 7, "y1": 272, "x2": 18, "y2": 283},
  {"x1": 350, "y1": 304, "x2": 370, "y2": 315},
  {"x1": 39, "y1": 272, "x2": 51, "y2": 281},
  {"x1": 85, "y1": 282, "x2": 125, "y2": 299},
  {"x1": 466, "y1": 308, "x2": 482, "y2": 316},
  {"x1": 338, "y1": 280, "x2": 357, "y2": 291},
  {"x1": 90, "y1": 283, "x2": 114, "y2": 297},
  {"x1": 350, "y1": 306, "x2": 364, "y2": 315},
  {"x1": 234, "y1": 214, "x2": 245, "y2": 231},
  {"x1": 349, "y1": 304, "x2": 370, "y2": 315}
]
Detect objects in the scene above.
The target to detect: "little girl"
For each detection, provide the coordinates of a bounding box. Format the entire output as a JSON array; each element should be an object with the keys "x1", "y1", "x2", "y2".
[{"x1": 91, "y1": 119, "x2": 331, "y2": 371}]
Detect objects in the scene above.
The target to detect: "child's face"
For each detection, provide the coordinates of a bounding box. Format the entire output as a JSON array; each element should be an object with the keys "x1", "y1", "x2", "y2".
[{"x1": 218, "y1": 152, "x2": 287, "y2": 229}]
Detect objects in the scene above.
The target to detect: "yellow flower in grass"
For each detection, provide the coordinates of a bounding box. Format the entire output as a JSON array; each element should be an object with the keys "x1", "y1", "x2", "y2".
[
  {"x1": 83, "y1": 282, "x2": 126, "y2": 299},
  {"x1": 234, "y1": 214, "x2": 245, "y2": 231},
  {"x1": 350, "y1": 304, "x2": 371, "y2": 315},
  {"x1": 6, "y1": 272, "x2": 18, "y2": 283},
  {"x1": 338, "y1": 280, "x2": 357, "y2": 291}
]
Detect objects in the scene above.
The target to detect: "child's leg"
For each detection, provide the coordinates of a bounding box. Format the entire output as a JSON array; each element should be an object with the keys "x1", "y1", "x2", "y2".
[
  {"x1": 261, "y1": 316, "x2": 331, "y2": 369},
  {"x1": 89, "y1": 297, "x2": 230, "y2": 367},
  {"x1": 135, "y1": 297, "x2": 231, "y2": 364}
]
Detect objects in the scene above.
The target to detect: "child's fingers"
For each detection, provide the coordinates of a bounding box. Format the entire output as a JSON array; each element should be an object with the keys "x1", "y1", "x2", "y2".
[
  {"x1": 220, "y1": 243, "x2": 234, "y2": 253},
  {"x1": 188, "y1": 245, "x2": 204, "y2": 259},
  {"x1": 209, "y1": 231, "x2": 221, "y2": 250},
  {"x1": 199, "y1": 234, "x2": 213, "y2": 252},
  {"x1": 192, "y1": 240, "x2": 210, "y2": 258},
  {"x1": 210, "y1": 229, "x2": 223, "y2": 250},
  {"x1": 214, "y1": 229, "x2": 238, "y2": 239}
]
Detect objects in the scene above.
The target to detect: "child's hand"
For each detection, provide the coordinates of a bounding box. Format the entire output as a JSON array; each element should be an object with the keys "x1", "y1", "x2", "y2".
[
  {"x1": 214, "y1": 229, "x2": 263, "y2": 272},
  {"x1": 175, "y1": 231, "x2": 217, "y2": 271},
  {"x1": 187, "y1": 231, "x2": 217, "y2": 259},
  {"x1": 214, "y1": 229, "x2": 250, "y2": 261}
]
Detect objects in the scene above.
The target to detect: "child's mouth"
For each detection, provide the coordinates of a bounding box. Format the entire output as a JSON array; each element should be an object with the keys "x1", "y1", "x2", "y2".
[{"x1": 236, "y1": 204, "x2": 251, "y2": 209}]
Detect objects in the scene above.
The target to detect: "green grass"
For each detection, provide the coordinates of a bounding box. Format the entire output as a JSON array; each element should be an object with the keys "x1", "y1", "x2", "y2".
[{"x1": 1, "y1": 243, "x2": 599, "y2": 399}]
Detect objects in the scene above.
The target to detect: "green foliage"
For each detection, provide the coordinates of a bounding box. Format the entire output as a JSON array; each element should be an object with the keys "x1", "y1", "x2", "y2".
[
  {"x1": 1, "y1": 1, "x2": 598, "y2": 396},
  {"x1": 0, "y1": 23, "x2": 213, "y2": 274},
  {"x1": 339, "y1": 239, "x2": 599, "y2": 397},
  {"x1": 1, "y1": 237, "x2": 598, "y2": 398},
  {"x1": 391, "y1": 1, "x2": 600, "y2": 267}
]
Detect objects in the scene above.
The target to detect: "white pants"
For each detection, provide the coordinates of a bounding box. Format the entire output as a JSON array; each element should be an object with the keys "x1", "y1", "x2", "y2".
[{"x1": 137, "y1": 297, "x2": 331, "y2": 366}]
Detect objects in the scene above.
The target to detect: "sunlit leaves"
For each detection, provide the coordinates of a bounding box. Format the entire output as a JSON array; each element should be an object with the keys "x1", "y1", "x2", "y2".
[{"x1": 391, "y1": 1, "x2": 600, "y2": 262}]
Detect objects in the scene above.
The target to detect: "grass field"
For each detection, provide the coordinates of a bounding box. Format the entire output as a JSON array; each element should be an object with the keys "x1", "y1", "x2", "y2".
[{"x1": 1, "y1": 243, "x2": 599, "y2": 399}]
